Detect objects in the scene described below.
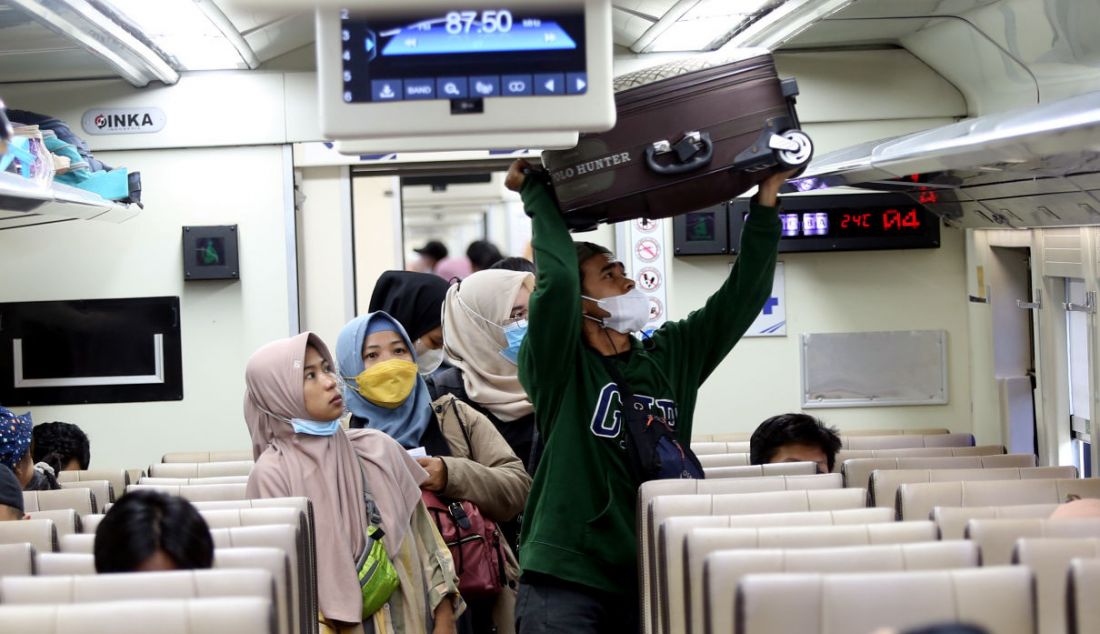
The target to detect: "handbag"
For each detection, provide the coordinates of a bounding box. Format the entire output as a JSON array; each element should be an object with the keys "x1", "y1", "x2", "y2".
[
  {"x1": 356, "y1": 469, "x2": 400, "y2": 619},
  {"x1": 422, "y1": 491, "x2": 506, "y2": 598},
  {"x1": 600, "y1": 356, "x2": 705, "y2": 483},
  {"x1": 422, "y1": 400, "x2": 507, "y2": 598}
]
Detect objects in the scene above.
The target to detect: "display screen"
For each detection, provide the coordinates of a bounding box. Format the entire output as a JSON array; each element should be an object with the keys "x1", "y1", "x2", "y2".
[
  {"x1": 767, "y1": 207, "x2": 927, "y2": 239},
  {"x1": 340, "y1": 7, "x2": 588, "y2": 103},
  {"x1": 726, "y1": 194, "x2": 941, "y2": 255},
  {"x1": 685, "y1": 210, "x2": 717, "y2": 242}
]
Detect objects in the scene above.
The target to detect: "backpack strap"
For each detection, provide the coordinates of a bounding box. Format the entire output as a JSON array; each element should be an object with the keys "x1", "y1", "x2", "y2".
[
  {"x1": 598, "y1": 354, "x2": 635, "y2": 400},
  {"x1": 447, "y1": 397, "x2": 478, "y2": 463}
]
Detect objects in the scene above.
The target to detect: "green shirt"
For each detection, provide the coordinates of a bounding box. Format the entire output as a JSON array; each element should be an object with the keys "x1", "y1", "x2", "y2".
[{"x1": 516, "y1": 178, "x2": 781, "y2": 595}]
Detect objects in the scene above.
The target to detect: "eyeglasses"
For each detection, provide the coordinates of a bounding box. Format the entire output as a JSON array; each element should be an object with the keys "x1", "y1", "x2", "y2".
[{"x1": 504, "y1": 307, "x2": 528, "y2": 325}]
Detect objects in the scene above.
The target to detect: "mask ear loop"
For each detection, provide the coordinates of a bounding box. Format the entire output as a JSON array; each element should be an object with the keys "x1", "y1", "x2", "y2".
[
  {"x1": 454, "y1": 291, "x2": 508, "y2": 334},
  {"x1": 580, "y1": 294, "x2": 611, "y2": 330}
]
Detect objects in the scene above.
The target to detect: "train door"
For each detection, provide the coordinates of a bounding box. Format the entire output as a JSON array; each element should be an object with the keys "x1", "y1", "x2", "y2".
[{"x1": 988, "y1": 246, "x2": 1038, "y2": 456}]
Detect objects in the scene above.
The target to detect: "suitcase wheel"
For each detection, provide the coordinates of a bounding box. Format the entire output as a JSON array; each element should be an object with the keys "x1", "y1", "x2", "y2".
[{"x1": 770, "y1": 129, "x2": 813, "y2": 169}]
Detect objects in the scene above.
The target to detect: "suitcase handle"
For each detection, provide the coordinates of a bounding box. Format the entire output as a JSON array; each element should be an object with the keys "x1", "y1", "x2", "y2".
[{"x1": 645, "y1": 132, "x2": 713, "y2": 176}]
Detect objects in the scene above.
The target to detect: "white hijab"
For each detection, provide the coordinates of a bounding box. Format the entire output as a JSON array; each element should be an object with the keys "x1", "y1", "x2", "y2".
[{"x1": 442, "y1": 269, "x2": 536, "y2": 422}]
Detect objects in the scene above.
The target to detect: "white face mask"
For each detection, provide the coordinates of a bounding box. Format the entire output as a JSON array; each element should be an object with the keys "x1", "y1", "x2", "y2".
[
  {"x1": 414, "y1": 338, "x2": 445, "y2": 375},
  {"x1": 583, "y1": 288, "x2": 651, "y2": 334}
]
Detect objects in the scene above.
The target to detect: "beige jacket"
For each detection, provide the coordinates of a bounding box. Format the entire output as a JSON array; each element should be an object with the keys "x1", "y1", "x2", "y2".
[
  {"x1": 432, "y1": 394, "x2": 531, "y2": 522},
  {"x1": 432, "y1": 394, "x2": 526, "y2": 634}
]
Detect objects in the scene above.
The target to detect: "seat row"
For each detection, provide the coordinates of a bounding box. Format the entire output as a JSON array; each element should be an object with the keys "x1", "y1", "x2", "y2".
[
  {"x1": 691, "y1": 432, "x2": 976, "y2": 456},
  {"x1": 692, "y1": 427, "x2": 953, "y2": 443},
  {"x1": 640, "y1": 469, "x2": 1100, "y2": 634},
  {"x1": 0, "y1": 497, "x2": 316, "y2": 634}
]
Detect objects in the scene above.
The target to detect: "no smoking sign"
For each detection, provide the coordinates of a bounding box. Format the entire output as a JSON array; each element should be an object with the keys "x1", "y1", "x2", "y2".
[{"x1": 635, "y1": 238, "x2": 660, "y2": 263}]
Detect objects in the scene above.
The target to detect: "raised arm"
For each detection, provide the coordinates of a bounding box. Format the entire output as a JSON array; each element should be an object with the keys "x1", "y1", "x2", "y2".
[
  {"x1": 510, "y1": 160, "x2": 582, "y2": 408},
  {"x1": 653, "y1": 171, "x2": 792, "y2": 384}
]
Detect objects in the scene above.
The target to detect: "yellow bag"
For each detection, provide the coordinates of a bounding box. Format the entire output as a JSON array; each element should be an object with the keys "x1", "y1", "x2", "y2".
[{"x1": 357, "y1": 469, "x2": 400, "y2": 619}]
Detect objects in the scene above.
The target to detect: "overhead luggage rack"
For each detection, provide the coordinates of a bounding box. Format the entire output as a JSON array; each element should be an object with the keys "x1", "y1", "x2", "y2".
[{"x1": 0, "y1": 171, "x2": 139, "y2": 230}]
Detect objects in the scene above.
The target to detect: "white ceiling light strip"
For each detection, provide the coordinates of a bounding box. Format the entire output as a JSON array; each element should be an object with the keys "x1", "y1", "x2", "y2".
[
  {"x1": 631, "y1": 0, "x2": 785, "y2": 53},
  {"x1": 7, "y1": 0, "x2": 179, "y2": 86},
  {"x1": 96, "y1": 0, "x2": 258, "y2": 71},
  {"x1": 720, "y1": 0, "x2": 856, "y2": 51}
]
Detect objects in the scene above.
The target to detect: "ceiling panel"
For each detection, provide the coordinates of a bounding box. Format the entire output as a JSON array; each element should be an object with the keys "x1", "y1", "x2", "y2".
[
  {"x1": 612, "y1": 9, "x2": 654, "y2": 47},
  {"x1": 832, "y1": 0, "x2": 1002, "y2": 20},
  {"x1": 784, "y1": 16, "x2": 937, "y2": 48},
  {"x1": 0, "y1": 2, "x2": 117, "y2": 82}
]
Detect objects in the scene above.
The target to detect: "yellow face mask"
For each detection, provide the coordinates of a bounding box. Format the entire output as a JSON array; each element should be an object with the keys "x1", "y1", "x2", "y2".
[{"x1": 353, "y1": 359, "x2": 418, "y2": 408}]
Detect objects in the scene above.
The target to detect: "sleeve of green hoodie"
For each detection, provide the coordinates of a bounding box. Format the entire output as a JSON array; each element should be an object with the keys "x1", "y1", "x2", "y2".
[
  {"x1": 516, "y1": 177, "x2": 581, "y2": 434},
  {"x1": 648, "y1": 202, "x2": 782, "y2": 392}
]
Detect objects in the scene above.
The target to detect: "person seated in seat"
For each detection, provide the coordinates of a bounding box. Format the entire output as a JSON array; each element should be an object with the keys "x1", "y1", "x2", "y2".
[
  {"x1": 0, "y1": 406, "x2": 58, "y2": 491},
  {"x1": 245, "y1": 333, "x2": 462, "y2": 634},
  {"x1": 0, "y1": 465, "x2": 28, "y2": 521},
  {"x1": 1051, "y1": 494, "x2": 1100, "y2": 519},
  {"x1": 337, "y1": 311, "x2": 529, "y2": 633},
  {"x1": 749, "y1": 413, "x2": 841, "y2": 474},
  {"x1": 32, "y1": 421, "x2": 90, "y2": 473},
  {"x1": 94, "y1": 489, "x2": 213, "y2": 572}
]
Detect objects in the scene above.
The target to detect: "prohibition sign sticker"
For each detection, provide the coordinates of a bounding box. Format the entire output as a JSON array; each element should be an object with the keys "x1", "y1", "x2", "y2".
[
  {"x1": 637, "y1": 267, "x2": 662, "y2": 291},
  {"x1": 635, "y1": 238, "x2": 660, "y2": 263},
  {"x1": 636, "y1": 218, "x2": 659, "y2": 233},
  {"x1": 647, "y1": 297, "x2": 664, "y2": 321}
]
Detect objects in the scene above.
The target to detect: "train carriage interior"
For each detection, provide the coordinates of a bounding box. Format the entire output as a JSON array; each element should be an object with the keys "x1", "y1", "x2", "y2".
[{"x1": 0, "y1": 0, "x2": 1099, "y2": 632}]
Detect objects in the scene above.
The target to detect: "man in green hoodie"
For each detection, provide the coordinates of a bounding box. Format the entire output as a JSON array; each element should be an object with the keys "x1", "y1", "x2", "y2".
[{"x1": 506, "y1": 158, "x2": 791, "y2": 633}]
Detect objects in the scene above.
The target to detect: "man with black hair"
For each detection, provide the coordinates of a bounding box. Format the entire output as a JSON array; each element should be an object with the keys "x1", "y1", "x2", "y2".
[
  {"x1": 32, "y1": 421, "x2": 90, "y2": 472},
  {"x1": 749, "y1": 412, "x2": 841, "y2": 474},
  {"x1": 467, "y1": 239, "x2": 504, "y2": 272},
  {"x1": 414, "y1": 240, "x2": 449, "y2": 273},
  {"x1": 489, "y1": 256, "x2": 536, "y2": 274},
  {"x1": 507, "y1": 158, "x2": 792, "y2": 633},
  {"x1": 95, "y1": 489, "x2": 214, "y2": 573}
]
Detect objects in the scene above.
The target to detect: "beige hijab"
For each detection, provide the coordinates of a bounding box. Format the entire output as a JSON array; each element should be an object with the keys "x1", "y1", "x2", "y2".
[
  {"x1": 443, "y1": 269, "x2": 536, "y2": 422},
  {"x1": 243, "y1": 332, "x2": 426, "y2": 624}
]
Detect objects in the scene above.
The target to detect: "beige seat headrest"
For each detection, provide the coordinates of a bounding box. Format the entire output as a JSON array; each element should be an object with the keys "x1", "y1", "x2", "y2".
[
  {"x1": 736, "y1": 566, "x2": 1033, "y2": 634},
  {"x1": 0, "y1": 596, "x2": 273, "y2": 634}
]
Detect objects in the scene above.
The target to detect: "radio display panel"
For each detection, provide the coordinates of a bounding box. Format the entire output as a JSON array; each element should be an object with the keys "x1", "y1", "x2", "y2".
[{"x1": 340, "y1": 7, "x2": 588, "y2": 103}]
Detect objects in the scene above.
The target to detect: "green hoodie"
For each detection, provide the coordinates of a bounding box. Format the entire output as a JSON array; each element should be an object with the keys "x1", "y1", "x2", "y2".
[{"x1": 516, "y1": 178, "x2": 781, "y2": 596}]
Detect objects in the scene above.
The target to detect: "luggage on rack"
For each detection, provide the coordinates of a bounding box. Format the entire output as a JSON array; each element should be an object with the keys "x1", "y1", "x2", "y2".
[{"x1": 541, "y1": 50, "x2": 813, "y2": 231}]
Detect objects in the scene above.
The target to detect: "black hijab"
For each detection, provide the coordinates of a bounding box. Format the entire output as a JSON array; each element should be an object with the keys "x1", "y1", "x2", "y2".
[{"x1": 368, "y1": 271, "x2": 450, "y2": 341}]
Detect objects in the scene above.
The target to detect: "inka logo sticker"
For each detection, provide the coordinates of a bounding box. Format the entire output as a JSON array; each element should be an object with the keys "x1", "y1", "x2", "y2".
[{"x1": 82, "y1": 108, "x2": 166, "y2": 135}]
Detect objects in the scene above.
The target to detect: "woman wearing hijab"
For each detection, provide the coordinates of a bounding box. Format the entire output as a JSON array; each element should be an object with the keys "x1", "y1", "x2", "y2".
[
  {"x1": 367, "y1": 271, "x2": 450, "y2": 375},
  {"x1": 336, "y1": 311, "x2": 529, "y2": 634},
  {"x1": 429, "y1": 270, "x2": 537, "y2": 472},
  {"x1": 244, "y1": 333, "x2": 462, "y2": 634}
]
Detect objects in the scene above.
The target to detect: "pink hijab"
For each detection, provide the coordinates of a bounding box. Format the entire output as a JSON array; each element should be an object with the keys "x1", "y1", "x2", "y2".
[{"x1": 243, "y1": 332, "x2": 426, "y2": 624}]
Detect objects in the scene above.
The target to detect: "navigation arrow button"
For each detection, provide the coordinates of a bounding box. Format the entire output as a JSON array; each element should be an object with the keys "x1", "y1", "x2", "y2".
[
  {"x1": 567, "y1": 73, "x2": 588, "y2": 95},
  {"x1": 534, "y1": 73, "x2": 564, "y2": 96}
]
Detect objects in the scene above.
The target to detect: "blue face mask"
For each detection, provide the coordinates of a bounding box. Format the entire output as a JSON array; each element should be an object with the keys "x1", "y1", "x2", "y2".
[
  {"x1": 499, "y1": 320, "x2": 528, "y2": 365},
  {"x1": 290, "y1": 418, "x2": 342, "y2": 436}
]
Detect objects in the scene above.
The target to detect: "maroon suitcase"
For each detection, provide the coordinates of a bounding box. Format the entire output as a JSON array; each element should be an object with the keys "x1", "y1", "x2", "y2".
[{"x1": 541, "y1": 52, "x2": 812, "y2": 231}]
